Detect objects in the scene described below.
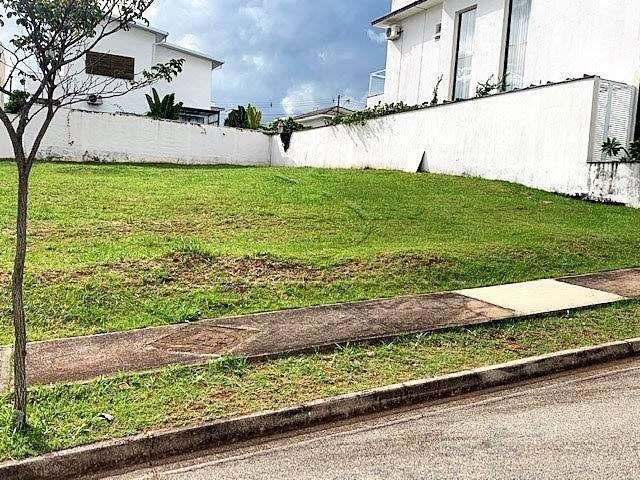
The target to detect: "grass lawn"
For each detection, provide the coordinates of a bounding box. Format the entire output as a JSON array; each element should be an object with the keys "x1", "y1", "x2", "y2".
[
  {"x1": 1, "y1": 161, "x2": 640, "y2": 343},
  {"x1": 1, "y1": 301, "x2": 639, "y2": 461}
]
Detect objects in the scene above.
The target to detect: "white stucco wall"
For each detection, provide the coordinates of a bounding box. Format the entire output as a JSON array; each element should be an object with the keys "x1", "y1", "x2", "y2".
[
  {"x1": 273, "y1": 77, "x2": 640, "y2": 207},
  {"x1": 153, "y1": 45, "x2": 213, "y2": 110},
  {"x1": 79, "y1": 26, "x2": 159, "y2": 114},
  {"x1": 379, "y1": 0, "x2": 640, "y2": 105},
  {"x1": 0, "y1": 109, "x2": 271, "y2": 166}
]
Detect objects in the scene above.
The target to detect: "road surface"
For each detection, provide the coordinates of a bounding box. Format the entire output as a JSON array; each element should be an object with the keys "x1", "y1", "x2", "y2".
[{"x1": 98, "y1": 359, "x2": 640, "y2": 480}]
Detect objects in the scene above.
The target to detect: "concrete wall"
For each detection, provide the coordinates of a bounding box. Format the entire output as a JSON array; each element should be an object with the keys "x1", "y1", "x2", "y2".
[
  {"x1": 273, "y1": 77, "x2": 640, "y2": 207},
  {"x1": 2, "y1": 78, "x2": 639, "y2": 207},
  {"x1": 378, "y1": 0, "x2": 640, "y2": 106},
  {"x1": 0, "y1": 109, "x2": 271, "y2": 166}
]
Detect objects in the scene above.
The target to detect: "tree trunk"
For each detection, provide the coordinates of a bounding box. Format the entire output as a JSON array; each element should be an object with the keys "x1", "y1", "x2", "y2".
[{"x1": 11, "y1": 163, "x2": 29, "y2": 431}]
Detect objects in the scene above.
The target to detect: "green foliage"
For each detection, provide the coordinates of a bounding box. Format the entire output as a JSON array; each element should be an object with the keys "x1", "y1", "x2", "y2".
[
  {"x1": 267, "y1": 117, "x2": 305, "y2": 151},
  {"x1": 145, "y1": 88, "x2": 182, "y2": 120},
  {"x1": 476, "y1": 74, "x2": 507, "y2": 97},
  {"x1": 224, "y1": 106, "x2": 250, "y2": 129},
  {"x1": 330, "y1": 102, "x2": 421, "y2": 126},
  {"x1": 140, "y1": 59, "x2": 185, "y2": 84},
  {"x1": 602, "y1": 137, "x2": 640, "y2": 163},
  {"x1": 4, "y1": 90, "x2": 30, "y2": 114},
  {"x1": 246, "y1": 104, "x2": 263, "y2": 130}
]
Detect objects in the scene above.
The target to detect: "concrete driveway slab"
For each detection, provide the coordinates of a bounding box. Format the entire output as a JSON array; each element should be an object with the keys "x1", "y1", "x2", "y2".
[
  {"x1": 559, "y1": 268, "x2": 640, "y2": 298},
  {"x1": 456, "y1": 279, "x2": 625, "y2": 315}
]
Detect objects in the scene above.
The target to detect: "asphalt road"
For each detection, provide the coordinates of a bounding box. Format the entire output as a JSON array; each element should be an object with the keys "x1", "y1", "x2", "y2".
[{"x1": 100, "y1": 359, "x2": 640, "y2": 480}]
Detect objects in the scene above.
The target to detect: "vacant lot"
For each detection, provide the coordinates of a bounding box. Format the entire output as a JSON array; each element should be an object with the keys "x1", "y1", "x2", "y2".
[{"x1": 1, "y1": 161, "x2": 640, "y2": 343}]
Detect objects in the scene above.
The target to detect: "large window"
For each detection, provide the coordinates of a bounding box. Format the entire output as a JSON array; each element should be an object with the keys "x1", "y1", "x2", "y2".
[
  {"x1": 86, "y1": 51, "x2": 135, "y2": 81},
  {"x1": 453, "y1": 7, "x2": 477, "y2": 100},
  {"x1": 503, "y1": 0, "x2": 532, "y2": 90}
]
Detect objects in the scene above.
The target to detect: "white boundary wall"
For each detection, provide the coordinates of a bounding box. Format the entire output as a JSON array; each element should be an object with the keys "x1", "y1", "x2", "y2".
[
  {"x1": 0, "y1": 109, "x2": 271, "y2": 166},
  {"x1": 1, "y1": 77, "x2": 639, "y2": 206},
  {"x1": 273, "y1": 77, "x2": 640, "y2": 207}
]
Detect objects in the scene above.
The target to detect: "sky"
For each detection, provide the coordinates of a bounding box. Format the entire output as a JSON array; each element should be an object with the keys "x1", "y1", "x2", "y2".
[
  {"x1": 143, "y1": 0, "x2": 390, "y2": 120},
  {"x1": 1, "y1": 1, "x2": 390, "y2": 120}
]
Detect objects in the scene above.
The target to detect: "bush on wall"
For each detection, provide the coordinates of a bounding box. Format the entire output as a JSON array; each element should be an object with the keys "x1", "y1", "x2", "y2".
[{"x1": 267, "y1": 117, "x2": 305, "y2": 152}]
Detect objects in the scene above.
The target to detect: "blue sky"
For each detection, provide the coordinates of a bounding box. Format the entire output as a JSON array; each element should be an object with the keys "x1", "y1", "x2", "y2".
[{"x1": 145, "y1": 0, "x2": 389, "y2": 120}]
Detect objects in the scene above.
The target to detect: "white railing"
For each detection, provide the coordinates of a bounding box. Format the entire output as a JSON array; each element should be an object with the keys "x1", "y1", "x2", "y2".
[{"x1": 368, "y1": 70, "x2": 386, "y2": 98}]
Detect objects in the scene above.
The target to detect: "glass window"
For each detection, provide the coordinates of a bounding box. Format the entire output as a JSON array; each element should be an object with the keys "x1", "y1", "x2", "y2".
[
  {"x1": 503, "y1": 0, "x2": 532, "y2": 90},
  {"x1": 453, "y1": 8, "x2": 477, "y2": 100}
]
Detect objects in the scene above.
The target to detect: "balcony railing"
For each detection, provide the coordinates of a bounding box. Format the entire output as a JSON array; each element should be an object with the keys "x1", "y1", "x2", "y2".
[{"x1": 368, "y1": 70, "x2": 386, "y2": 98}]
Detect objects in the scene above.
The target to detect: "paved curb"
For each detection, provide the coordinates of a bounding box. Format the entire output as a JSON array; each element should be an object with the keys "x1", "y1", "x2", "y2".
[{"x1": 2, "y1": 338, "x2": 639, "y2": 480}]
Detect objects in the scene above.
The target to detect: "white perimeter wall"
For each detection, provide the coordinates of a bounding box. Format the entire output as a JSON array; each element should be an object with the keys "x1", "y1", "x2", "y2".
[
  {"x1": 274, "y1": 77, "x2": 640, "y2": 207},
  {"x1": 0, "y1": 109, "x2": 271, "y2": 166},
  {"x1": 2, "y1": 78, "x2": 639, "y2": 207}
]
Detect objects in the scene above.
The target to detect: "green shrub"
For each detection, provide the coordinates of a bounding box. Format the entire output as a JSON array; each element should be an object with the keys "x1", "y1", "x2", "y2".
[
  {"x1": 224, "y1": 106, "x2": 250, "y2": 129},
  {"x1": 145, "y1": 88, "x2": 182, "y2": 120},
  {"x1": 4, "y1": 90, "x2": 30, "y2": 114}
]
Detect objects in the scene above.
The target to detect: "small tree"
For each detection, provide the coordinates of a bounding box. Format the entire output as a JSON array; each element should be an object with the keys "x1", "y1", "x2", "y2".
[{"x1": 0, "y1": 0, "x2": 184, "y2": 431}]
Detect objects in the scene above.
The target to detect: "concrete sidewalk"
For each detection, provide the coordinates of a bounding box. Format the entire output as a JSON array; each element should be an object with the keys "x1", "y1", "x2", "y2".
[{"x1": 3, "y1": 267, "x2": 640, "y2": 388}]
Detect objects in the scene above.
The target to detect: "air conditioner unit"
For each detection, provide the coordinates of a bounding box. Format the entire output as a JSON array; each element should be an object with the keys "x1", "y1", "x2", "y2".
[
  {"x1": 386, "y1": 25, "x2": 402, "y2": 41},
  {"x1": 87, "y1": 94, "x2": 103, "y2": 106}
]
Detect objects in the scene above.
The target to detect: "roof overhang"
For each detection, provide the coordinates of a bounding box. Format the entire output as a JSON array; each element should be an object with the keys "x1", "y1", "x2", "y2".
[
  {"x1": 130, "y1": 22, "x2": 170, "y2": 42},
  {"x1": 155, "y1": 42, "x2": 224, "y2": 70},
  {"x1": 372, "y1": 0, "x2": 444, "y2": 28}
]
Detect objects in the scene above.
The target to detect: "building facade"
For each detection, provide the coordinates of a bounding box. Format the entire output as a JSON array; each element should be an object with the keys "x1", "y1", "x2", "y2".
[
  {"x1": 1, "y1": 23, "x2": 224, "y2": 125},
  {"x1": 368, "y1": 0, "x2": 640, "y2": 107}
]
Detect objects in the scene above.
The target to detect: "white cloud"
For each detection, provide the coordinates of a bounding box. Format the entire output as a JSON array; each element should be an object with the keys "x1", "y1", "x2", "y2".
[
  {"x1": 366, "y1": 29, "x2": 387, "y2": 45},
  {"x1": 242, "y1": 54, "x2": 267, "y2": 72},
  {"x1": 177, "y1": 33, "x2": 203, "y2": 51},
  {"x1": 282, "y1": 83, "x2": 321, "y2": 115},
  {"x1": 240, "y1": 5, "x2": 272, "y2": 33}
]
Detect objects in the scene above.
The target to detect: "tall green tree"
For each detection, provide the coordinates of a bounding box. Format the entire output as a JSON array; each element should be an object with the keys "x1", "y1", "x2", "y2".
[{"x1": 0, "y1": 0, "x2": 183, "y2": 431}]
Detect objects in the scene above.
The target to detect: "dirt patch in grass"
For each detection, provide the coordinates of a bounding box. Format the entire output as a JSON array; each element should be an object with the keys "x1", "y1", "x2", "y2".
[
  {"x1": 334, "y1": 253, "x2": 449, "y2": 278},
  {"x1": 33, "y1": 251, "x2": 450, "y2": 288}
]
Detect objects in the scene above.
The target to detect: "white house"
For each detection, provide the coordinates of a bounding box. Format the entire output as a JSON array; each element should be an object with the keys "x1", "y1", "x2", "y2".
[
  {"x1": 1, "y1": 23, "x2": 224, "y2": 125},
  {"x1": 292, "y1": 106, "x2": 355, "y2": 128},
  {"x1": 368, "y1": 0, "x2": 640, "y2": 107}
]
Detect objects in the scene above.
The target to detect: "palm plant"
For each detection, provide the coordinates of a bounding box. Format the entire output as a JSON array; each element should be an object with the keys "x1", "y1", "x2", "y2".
[
  {"x1": 145, "y1": 88, "x2": 182, "y2": 120},
  {"x1": 247, "y1": 104, "x2": 262, "y2": 129},
  {"x1": 602, "y1": 137, "x2": 640, "y2": 162}
]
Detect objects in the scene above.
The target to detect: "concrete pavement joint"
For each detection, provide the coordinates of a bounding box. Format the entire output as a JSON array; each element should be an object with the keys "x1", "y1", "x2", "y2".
[{"x1": 2, "y1": 337, "x2": 639, "y2": 480}]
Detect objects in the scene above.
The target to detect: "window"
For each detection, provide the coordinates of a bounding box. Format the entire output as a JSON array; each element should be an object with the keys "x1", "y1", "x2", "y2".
[
  {"x1": 453, "y1": 7, "x2": 477, "y2": 100},
  {"x1": 503, "y1": 0, "x2": 532, "y2": 90},
  {"x1": 86, "y1": 52, "x2": 135, "y2": 81}
]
